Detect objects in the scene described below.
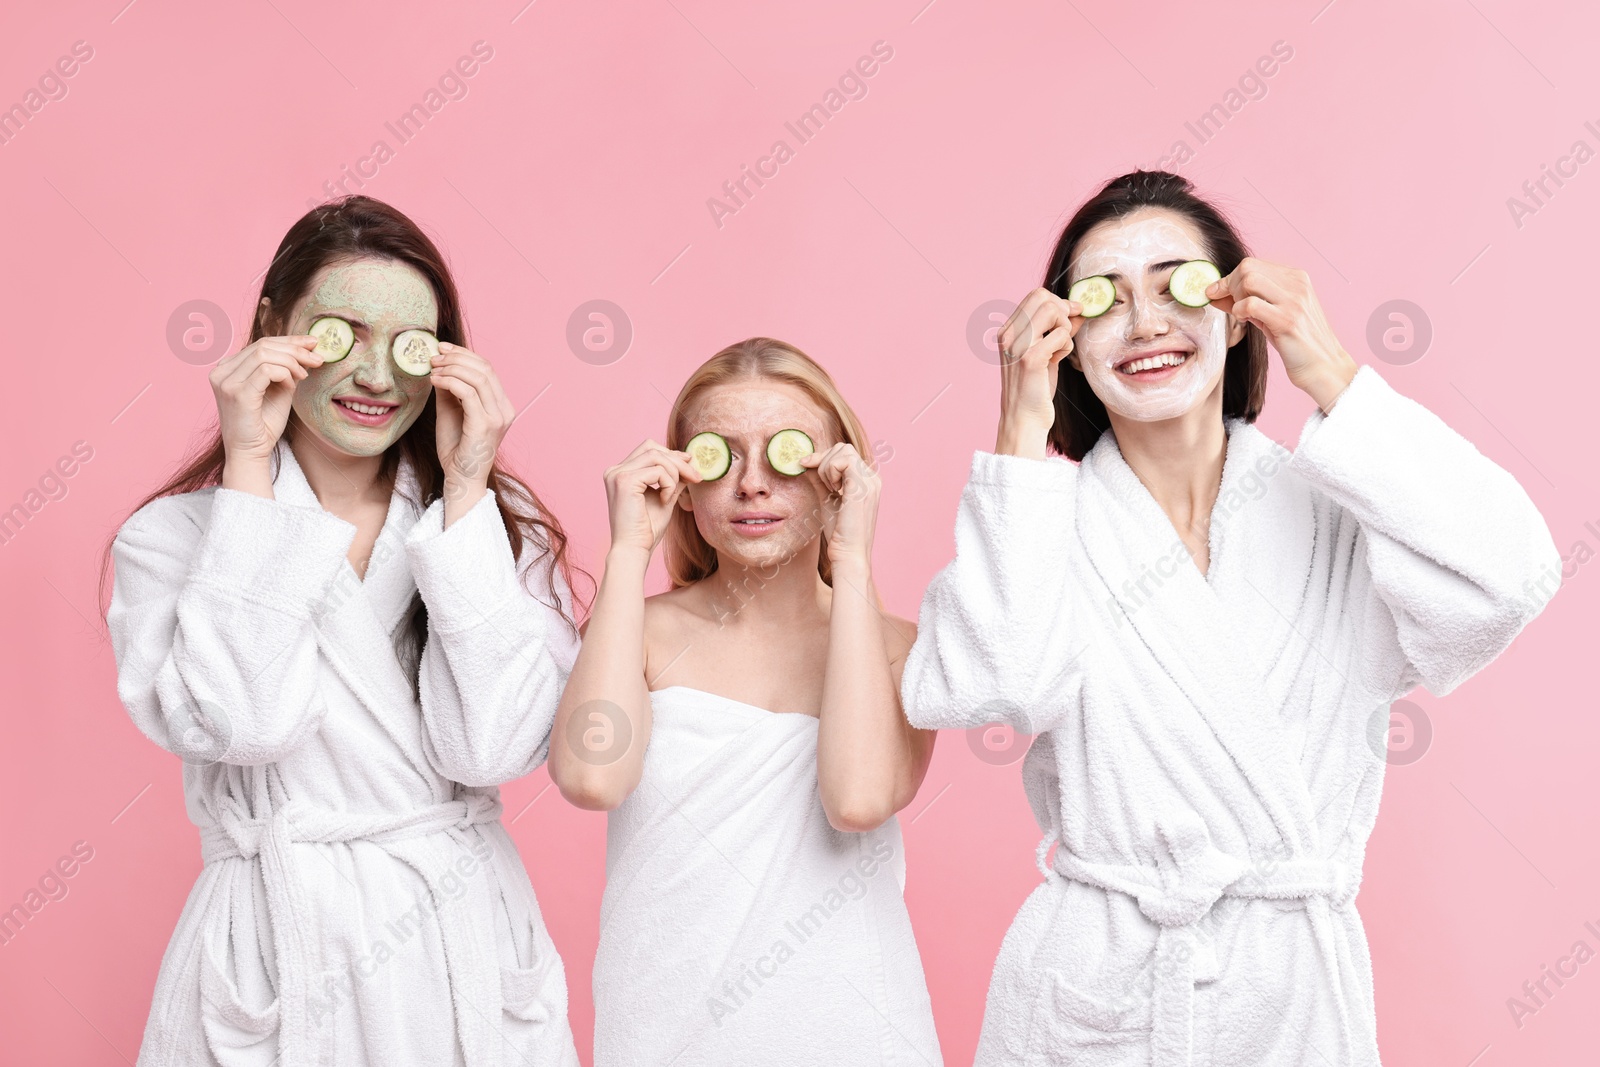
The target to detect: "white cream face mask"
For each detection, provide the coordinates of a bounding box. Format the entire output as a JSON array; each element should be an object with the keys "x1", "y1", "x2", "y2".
[{"x1": 1065, "y1": 211, "x2": 1231, "y2": 422}]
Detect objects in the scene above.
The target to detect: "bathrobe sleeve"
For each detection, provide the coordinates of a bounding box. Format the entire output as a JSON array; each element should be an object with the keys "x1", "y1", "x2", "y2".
[
  {"x1": 1288, "y1": 364, "x2": 1561, "y2": 698},
  {"x1": 901, "y1": 449, "x2": 1088, "y2": 734},
  {"x1": 405, "y1": 488, "x2": 581, "y2": 786},
  {"x1": 107, "y1": 488, "x2": 357, "y2": 765}
]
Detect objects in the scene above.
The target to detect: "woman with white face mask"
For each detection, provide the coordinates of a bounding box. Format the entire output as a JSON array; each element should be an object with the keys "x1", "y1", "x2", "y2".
[
  {"x1": 900, "y1": 170, "x2": 1562, "y2": 1066},
  {"x1": 103, "y1": 196, "x2": 584, "y2": 1067},
  {"x1": 551, "y1": 337, "x2": 942, "y2": 1066}
]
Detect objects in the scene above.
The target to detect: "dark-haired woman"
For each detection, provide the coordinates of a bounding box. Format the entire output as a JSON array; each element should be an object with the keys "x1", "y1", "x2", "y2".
[
  {"x1": 106, "y1": 196, "x2": 583, "y2": 1066},
  {"x1": 901, "y1": 171, "x2": 1560, "y2": 1065}
]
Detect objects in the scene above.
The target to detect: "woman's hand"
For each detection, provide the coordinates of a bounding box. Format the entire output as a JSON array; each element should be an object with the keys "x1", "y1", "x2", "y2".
[
  {"x1": 603, "y1": 440, "x2": 702, "y2": 558},
  {"x1": 799, "y1": 442, "x2": 879, "y2": 574},
  {"x1": 211, "y1": 334, "x2": 323, "y2": 493},
  {"x1": 994, "y1": 288, "x2": 1081, "y2": 459},
  {"x1": 1205, "y1": 258, "x2": 1359, "y2": 413},
  {"x1": 431, "y1": 343, "x2": 515, "y2": 520}
]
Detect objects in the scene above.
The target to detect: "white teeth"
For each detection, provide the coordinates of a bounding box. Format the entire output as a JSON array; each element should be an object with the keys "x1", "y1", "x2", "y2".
[
  {"x1": 339, "y1": 400, "x2": 391, "y2": 415},
  {"x1": 1119, "y1": 352, "x2": 1188, "y2": 375}
]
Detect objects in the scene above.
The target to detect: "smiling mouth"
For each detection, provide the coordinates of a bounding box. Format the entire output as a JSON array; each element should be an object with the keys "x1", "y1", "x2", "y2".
[
  {"x1": 1116, "y1": 351, "x2": 1190, "y2": 376},
  {"x1": 334, "y1": 398, "x2": 398, "y2": 416}
]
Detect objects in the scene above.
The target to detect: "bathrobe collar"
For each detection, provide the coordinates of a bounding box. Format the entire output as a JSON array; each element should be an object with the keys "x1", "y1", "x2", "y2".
[
  {"x1": 269, "y1": 439, "x2": 431, "y2": 765},
  {"x1": 1076, "y1": 418, "x2": 1323, "y2": 855}
]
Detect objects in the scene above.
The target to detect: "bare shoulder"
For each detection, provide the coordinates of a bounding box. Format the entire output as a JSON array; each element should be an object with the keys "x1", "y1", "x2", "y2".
[
  {"x1": 880, "y1": 612, "x2": 918, "y2": 666},
  {"x1": 644, "y1": 582, "x2": 705, "y2": 626},
  {"x1": 642, "y1": 583, "x2": 708, "y2": 679}
]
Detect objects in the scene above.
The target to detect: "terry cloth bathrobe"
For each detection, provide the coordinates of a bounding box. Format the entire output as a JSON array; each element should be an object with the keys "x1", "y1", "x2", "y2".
[
  {"x1": 900, "y1": 366, "x2": 1561, "y2": 1066},
  {"x1": 107, "y1": 439, "x2": 581, "y2": 1067}
]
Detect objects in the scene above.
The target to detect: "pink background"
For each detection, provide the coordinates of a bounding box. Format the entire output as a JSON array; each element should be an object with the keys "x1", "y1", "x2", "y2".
[{"x1": 1, "y1": 0, "x2": 1595, "y2": 1063}]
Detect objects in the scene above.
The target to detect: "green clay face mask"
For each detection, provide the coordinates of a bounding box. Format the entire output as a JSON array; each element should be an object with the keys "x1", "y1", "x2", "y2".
[{"x1": 286, "y1": 258, "x2": 439, "y2": 457}]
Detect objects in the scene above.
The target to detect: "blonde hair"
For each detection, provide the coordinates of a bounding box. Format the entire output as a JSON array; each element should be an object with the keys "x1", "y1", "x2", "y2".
[{"x1": 664, "y1": 337, "x2": 873, "y2": 590}]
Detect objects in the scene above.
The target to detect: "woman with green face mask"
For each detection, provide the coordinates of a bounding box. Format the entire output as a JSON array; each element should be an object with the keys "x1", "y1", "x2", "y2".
[{"x1": 103, "y1": 196, "x2": 585, "y2": 1067}]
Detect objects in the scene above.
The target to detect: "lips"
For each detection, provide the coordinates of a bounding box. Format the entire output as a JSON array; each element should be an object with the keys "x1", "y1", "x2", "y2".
[
  {"x1": 333, "y1": 396, "x2": 400, "y2": 426},
  {"x1": 731, "y1": 512, "x2": 784, "y2": 535}
]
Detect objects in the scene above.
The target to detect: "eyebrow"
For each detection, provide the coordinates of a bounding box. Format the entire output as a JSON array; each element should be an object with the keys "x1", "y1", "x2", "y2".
[{"x1": 1095, "y1": 258, "x2": 1192, "y2": 283}]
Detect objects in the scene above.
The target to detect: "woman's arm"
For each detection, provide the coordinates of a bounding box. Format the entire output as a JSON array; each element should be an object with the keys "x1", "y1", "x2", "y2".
[
  {"x1": 406, "y1": 489, "x2": 580, "y2": 786},
  {"x1": 1289, "y1": 364, "x2": 1562, "y2": 697},
  {"x1": 898, "y1": 285, "x2": 1091, "y2": 735},
  {"x1": 549, "y1": 439, "x2": 701, "y2": 810},
  {"x1": 107, "y1": 488, "x2": 355, "y2": 764},
  {"x1": 1206, "y1": 259, "x2": 1561, "y2": 696},
  {"x1": 548, "y1": 545, "x2": 653, "y2": 810},
  {"x1": 817, "y1": 568, "x2": 937, "y2": 833},
  {"x1": 899, "y1": 450, "x2": 1088, "y2": 734},
  {"x1": 805, "y1": 441, "x2": 936, "y2": 833}
]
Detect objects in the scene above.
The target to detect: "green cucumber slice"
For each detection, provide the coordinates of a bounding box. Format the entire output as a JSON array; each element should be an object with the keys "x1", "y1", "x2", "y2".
[
  {"x1": 392, "y1": 329, "x2": 438, "y2": 376},
  {"x1": 309, "y1": 316, "x2": 354, "y2": 361},
  {"x1": 1169, "y1": 260, "x2": 1222, "y2": 307},
  {"x1": 1067, "y1": 276, "x2": 1115, "y2": 318},
  {"x1": 685, "y1": 431, "x2": 731, "y2": 481},
  {"x1": 766, "y1": 428, "x2": 814, "y2": 477}
]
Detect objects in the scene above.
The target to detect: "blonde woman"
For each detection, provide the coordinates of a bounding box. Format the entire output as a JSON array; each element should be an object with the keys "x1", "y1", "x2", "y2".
[{"x1": 551, "y1": 338, "x2": 943, "y2": 1065}]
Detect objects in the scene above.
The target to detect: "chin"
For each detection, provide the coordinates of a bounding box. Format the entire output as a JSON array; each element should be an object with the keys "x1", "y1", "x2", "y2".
[
  {"x1": 295, "y1": 406, "x2": 419, "y2": 460},
  {"x1": 298, "y1": 424, "x2": 405, "y2": 460},
  {"x1": 330, "y1": 437, "x2": 400, "y2": 458},
  {"x1": 715, "y1": 538, "x2": 796, "y2": 574}
]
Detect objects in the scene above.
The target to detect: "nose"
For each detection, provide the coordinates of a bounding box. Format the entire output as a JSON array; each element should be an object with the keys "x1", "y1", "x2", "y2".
[
  {"x1": 350, "y1": 334, "x2": 396, "y2": 392},
  {"x1": 1125, "y1": 285, "x2": 1173, "y2": 341},
  {"x1": 734, "y1": 454, "x2": 772, "y2": 499}
]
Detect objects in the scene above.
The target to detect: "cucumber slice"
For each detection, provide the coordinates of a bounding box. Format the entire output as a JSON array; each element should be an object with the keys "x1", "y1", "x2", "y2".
[
  {"x1": 1067, "y1": 275, "x2": 1115, "y2": 318},
  {"x1": 392, "y1": 329, "x2": 438, "y2": 376},
  {"x1": 765, "y1": 428, "x2": 814, "y2": 477},
  {"x1": 309, "y1": 316, "x2": 354, "y2": 362},
  {"x1": 1169, "y1": 260, "x2": 1222, "y2": 307},
  {"x1": 685, "y1": 431, "x2": 731, "y2": 481}
]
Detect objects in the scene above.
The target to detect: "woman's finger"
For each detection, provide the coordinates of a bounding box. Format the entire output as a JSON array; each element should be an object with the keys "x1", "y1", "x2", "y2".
[
  {"x1": 1000, "y1": 291, "x2": 1069, "y2": 362},
  {"x1": 432, "y1": 345, "x2": 519, "y2": 425},
  {"x1": 625, "y1": 458, "x2": 679, "y2": 491},
  {"x1": 429, "y1": 365, "x2": 494, "y2": 426},
  {"x1": 225, "y1": 345, "x2": 309, "y2": 396},
  {"x1": 1229, "y1": 294, "x2": 1292, "y2": 336}
]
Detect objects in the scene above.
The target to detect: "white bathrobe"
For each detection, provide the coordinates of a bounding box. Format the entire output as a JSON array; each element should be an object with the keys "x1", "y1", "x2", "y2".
[
  {"x1": 592, "y1": 685, "x2": 943, "y2": 1066},
  {"x1": 900, "y1": 366, "x2": 1561, "y2": 1066},
  {"x1": 107, "y1": 439, "x2": 581, "y2": 1067}
]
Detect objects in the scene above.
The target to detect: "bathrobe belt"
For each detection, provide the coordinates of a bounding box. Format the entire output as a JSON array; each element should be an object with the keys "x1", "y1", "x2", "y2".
[
  {"x1": 1045, "y1": 833, "x2": 1362, "y2": 1066},
  {"x1": 199, "y1": 792, "x2": 505, "y2": 1067}
]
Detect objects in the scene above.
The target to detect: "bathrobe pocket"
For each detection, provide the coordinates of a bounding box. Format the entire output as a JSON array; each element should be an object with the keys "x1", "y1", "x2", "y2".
[
  {"x1": 496, "y1": 902, "x2": 564, "y2": 1032},
  {"x1": 1010, "y1": 879, "x2": 1154, "y2": 1061},
  {"x1": 1032, "y1": 966, "x2": 1146, "y2": 1035},
  {"x1": 197, "y1": 869, "x2": 282, "y2": 1067}
]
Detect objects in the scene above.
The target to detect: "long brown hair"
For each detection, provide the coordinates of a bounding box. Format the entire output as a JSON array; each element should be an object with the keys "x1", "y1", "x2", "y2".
[
  {"x1": 662, "y1": 337, "x2": 872, "y2": 591},
  {"x1": 1042, "y1": 169, "x2": 1269, "y2": 461},
  {"x1": 99, "y1": 195, "x2": 587, "y2": 661}
]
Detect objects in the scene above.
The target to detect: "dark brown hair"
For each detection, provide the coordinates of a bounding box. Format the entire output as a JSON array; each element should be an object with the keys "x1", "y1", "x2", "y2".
[
  {"x1": 1042, "y1": 169, "x2": 1268, "y2": 461},
  {"x1": 99, "y1": 195, "x2": 588, "y2": 667}
]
